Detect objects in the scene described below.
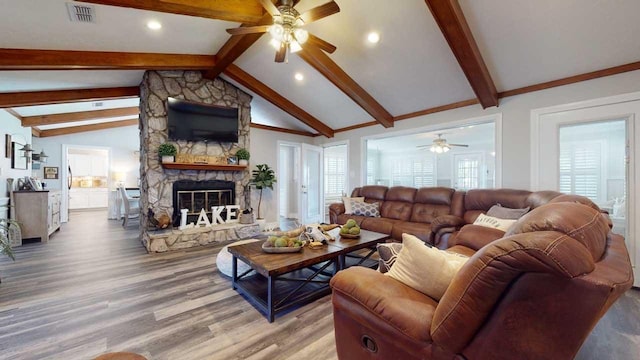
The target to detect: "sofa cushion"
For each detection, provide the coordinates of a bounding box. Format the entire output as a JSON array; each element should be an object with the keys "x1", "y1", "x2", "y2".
[
  {"x1": 391, "y1": 221, "x2": 432, "y2": 243},
  {"x1": 360, "y1": 185, "x2": 388, "y2": 202},
  {"x1": 360, "y1": 217, "x2": 398, "y2": 234},
  {"x1": 386, "y1": 186, "x2": 417, "y2": 202},
  {"x1": 386, "y1": 234, "x2": 469, "y2": 301},
  {"x1": 486, "y1": 204, "x2": 530, "y2": 219},
  {"x1": 377, "y1": 242, "x2": 403, "y2": 273},
  {"x1": 465, "y1": 189, "x2": 532, "y2": 211},
  {"x1": 381, "y1": 201, "x2": 413, "y2": 221},
  {"x1": 411, "y1": 203, "x2": 453, "y2": 223},
  {"x1": 473, "y1": 214, "x2": 517, "y2": 232},
  {"x1": 342, "y1": 196, "x2": 364, "y2": 214},
  {"x1": 352, "y1": 201, "x2": 381, "y2": 217},
  {"x1": 415, "y1": 187, "x2": 455, "y2": 205},
  {"x1": 452, "y1": 224, "x2": 506, "y2": 251}
]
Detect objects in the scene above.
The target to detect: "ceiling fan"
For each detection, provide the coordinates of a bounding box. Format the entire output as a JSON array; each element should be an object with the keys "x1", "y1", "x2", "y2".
[
  {"x1": 226, "y1": 0, "x2": 340, "y2": 63},
  {"x1": 417, "y1": 134, "x2": 469, "y2": 153}
]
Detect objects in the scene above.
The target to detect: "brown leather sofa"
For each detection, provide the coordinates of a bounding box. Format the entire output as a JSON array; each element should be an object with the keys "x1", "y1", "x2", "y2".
[
  {"x1": 330, "y1": 196, "x2": 634, "y2": 359},
  {"x1": 329, "y1": 186, "x2": 464, "y2": 243},
  {"x1": 329, "y1": 186, "x2": 563, "y2": 245}
]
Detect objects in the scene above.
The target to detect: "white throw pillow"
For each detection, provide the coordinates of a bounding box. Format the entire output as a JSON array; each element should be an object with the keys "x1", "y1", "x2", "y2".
[
  {"x1": 473, "y1": 213, "x2": 517, "y2": 232},
  {"x1": 385, "y1": 234, "x2": 469, "y2": 301},
  {"x1": 342, "y1": 197, "x2": 365, "y2": 214}
]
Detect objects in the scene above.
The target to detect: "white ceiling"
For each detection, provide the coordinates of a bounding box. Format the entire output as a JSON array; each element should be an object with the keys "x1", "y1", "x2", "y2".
[{"x1": 1, "y1": 1, "x2": 640, "y2": 135}]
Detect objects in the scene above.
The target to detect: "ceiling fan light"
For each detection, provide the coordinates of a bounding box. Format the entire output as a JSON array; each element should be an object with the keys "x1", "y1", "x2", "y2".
[
  {"x1": 269, "y1": 38, "x2": 282, "y2": 50},
  {"x1": 290, "y1": 40, "x2": 302, "y2": 53},
  {"x1": 430, "y1": 146, "x2": 436, "y2": 153},
  {"x1": 269, "y1": 24, "x2": 284, "y2": 41},
  {"x1": 294, "y1": 28, "x2": 309, "y2": 44},
  {"x1": 443, "y1": 146, "x2": 450, "y2": 153}
]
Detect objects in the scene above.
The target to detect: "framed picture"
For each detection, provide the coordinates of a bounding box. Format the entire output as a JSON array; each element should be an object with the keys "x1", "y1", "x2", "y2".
[
  {"x1": 11, "y1": 142, "x2": 27, "y2": 170},
  {"x1": 44, "y1": 166, "x2": 59, "y2": 179},
  {"x1": 227, "y1": 156, "x2": 238, "y2": 165}
]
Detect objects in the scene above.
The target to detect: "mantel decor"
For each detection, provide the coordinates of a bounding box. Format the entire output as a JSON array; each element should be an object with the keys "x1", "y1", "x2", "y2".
[{"x1": 161, "y1": 163, "x2": 247, "y2": 171}]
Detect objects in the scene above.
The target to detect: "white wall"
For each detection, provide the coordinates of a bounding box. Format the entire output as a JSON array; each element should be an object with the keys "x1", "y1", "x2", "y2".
[
  {"x1": 0, "y1": 110, "x2": 32, "y2": 196},
  {"x1": 314, "y1": 69, "x2": 640, "y2": 191},
  {"x1": 250, "y1": 128, "x2": 310, "y2": 223},
  {"x1": 32, "y1": 125, "x2": 140, "y2": 190}
]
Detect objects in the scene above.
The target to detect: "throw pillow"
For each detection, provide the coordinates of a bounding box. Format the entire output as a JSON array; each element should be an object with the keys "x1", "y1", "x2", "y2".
[
  {"x1": 376, "y1": 242, "x2": 403, "y2": 273},
  {"x1": 385, "y1": 234, "x2": 469, "y2": 301},
  {"x1": 473, "y1": 213, "x2": 517, "y2": 232},
  {"x1": 342, "y1": 196, "x2": 365, "y2": 214},
  {"x1": 351, "y1": 201, "x2": 380, "y2": 217},
  {"x1": 487, "y1": 203, "x2": 530, "y2": 219}
]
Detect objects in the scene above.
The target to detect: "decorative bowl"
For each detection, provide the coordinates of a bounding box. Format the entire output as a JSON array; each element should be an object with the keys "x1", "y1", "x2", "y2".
[{"x1": 339, "y1": 233, "x2": 361, "y2": 239}]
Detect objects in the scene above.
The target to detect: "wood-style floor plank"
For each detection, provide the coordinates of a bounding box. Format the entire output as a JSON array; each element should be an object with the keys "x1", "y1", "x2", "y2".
[{"x1": 0, "y1": 210, "x2": 637, "y2": 359}]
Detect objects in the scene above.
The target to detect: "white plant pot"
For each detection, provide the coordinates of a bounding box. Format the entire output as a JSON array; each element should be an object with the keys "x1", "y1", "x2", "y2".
[
  {"x1": 239, "y1": 159, "x2": 248, "y2": 166},
  {"x1": 161, "y1": 155, "x2": 175, "y2": 163}
]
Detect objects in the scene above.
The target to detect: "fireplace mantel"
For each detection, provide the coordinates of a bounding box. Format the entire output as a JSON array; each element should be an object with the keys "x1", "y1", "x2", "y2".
[{"x1": 162, "y1": 163, "x2": 247, "y2": 171}]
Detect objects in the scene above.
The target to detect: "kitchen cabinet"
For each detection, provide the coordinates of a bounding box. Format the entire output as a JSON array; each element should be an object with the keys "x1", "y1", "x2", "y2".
[
  {"x1": 69, "y1": 188, "x2": 108, "y2": 209},
  {"x1": 69, "y1": 154, "x2": 108, "y2": 177},
  {"x1": 13, "y1": 190, "x2": 61, "y2": 242}
]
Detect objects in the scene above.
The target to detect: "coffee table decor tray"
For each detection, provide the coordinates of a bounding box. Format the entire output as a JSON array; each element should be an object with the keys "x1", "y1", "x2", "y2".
[{"x1": 262, "y1": 241, "x2": 304, "y2": 253}]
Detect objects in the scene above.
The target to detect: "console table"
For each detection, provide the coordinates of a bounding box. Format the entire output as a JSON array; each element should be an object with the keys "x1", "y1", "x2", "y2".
[{"x1": 12, "y1": 190, "x2": 61, "y2": 242}]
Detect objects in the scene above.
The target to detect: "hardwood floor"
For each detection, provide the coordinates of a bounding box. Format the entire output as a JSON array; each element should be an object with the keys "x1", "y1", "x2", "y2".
[{"x1": 0, "y1": 210, "x2": 638, "y2": 359}]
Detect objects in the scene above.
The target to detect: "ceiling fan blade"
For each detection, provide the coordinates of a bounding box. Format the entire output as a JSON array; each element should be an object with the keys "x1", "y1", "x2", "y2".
[
  {"x1": 306, "y1": 34, "x2": 337, "y2": 54},
  {"x1": 449, "y1": 144, "x2": 469, "y2": 147},
  {"x1": 300, "y1": 1, "x2": 340, "y2": 24},
  {"x1": 226, "y1": 25, "x2": 270, "y2": 35},
  {"x1": 416, "y1": 145, "x2": 431, "y2": 148},
  {"x1": 259, "y1": 0, "x2": 281, "y2": 16},
  {"x1": 275, "y1": 45, "x2": 287, "y2": 63}
]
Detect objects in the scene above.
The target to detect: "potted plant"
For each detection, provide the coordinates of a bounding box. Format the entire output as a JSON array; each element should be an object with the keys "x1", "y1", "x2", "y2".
[
  {"x1": 236, "y1": 148, "x2": 250, "y2": 166},
  {"x1": 250, "y1": 164, "x2": 277, "y2": 222},
  {"x1": 159, "y1": 143, "x2": 177, "y2": 163}
]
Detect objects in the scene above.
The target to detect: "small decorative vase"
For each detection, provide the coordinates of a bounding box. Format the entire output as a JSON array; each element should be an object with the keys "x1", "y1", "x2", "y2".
[
  {"x1": 239, "y1": 213, "x2": 254, "y2": 224},
  {"x1": 161, "y1": 156, "x2": 175, "y2": 163},
  {"x1": 239, "y1": 159, "x2": 248, "y2": 166}
]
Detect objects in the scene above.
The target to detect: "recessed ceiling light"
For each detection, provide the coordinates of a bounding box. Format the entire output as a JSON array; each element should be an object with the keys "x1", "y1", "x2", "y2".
[
  {"x1": 367, "y1": 32, "x2": 380, "y2": 44},
  {"x1": 147, "y1": 20, "x2": 162, "y2": 30},
  {"x1": 294, "y1": 73, "x2": 304, "y2": 81}
]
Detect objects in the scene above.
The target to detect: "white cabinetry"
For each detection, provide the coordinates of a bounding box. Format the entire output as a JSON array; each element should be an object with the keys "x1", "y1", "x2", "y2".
[
  {"x1": 69, "y1": 188, "x2": 108, "y2": 209},
  {"x1": 69, "y1": 154, "x2": 108, "y2": 177}
]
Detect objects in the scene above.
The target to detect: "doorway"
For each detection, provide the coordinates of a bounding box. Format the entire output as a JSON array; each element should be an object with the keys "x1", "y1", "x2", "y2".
[
  {"x1": 532, "y1": 94, "x2": 640, "y2": 287},
  {"x1": 61, "y1": 145, "x2": 111, "y2": 223},
  {"x1": 278, "y1": 143, "x2": 300, "y2": 222}
]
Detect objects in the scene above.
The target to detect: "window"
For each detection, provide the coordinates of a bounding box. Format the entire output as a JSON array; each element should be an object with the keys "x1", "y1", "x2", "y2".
[
  {"x1": 391, "y1": 156, "x2": 435, "y2": 187},
  {"x1": 559, "y1": 140, "x2": 602, "y2": 202},
  {"x1": 324, "y1": 144, "x2": 348, "y2": 221}
]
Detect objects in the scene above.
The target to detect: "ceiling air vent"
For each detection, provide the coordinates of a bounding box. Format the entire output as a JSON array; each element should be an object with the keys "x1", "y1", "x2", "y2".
[{"x1": 66, "y1": 3, "x2": 96, "y2": 23}]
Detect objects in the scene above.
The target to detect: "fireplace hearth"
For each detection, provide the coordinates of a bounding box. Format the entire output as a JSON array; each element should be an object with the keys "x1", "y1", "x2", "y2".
[{"x1": 172, "y1": 180, "x2": 236, "y2": 226}]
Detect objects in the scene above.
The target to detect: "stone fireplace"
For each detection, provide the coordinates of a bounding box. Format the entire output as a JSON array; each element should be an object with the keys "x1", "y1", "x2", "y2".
[
  {"x1": 172, "y1": 180, "x2": 235, "y2": 226},
  {"x1": 139, "y1": 70, "x2": 256, "y2": 252}
]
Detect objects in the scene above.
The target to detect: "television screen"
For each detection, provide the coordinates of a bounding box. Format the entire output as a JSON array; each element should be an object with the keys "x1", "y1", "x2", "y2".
[{"x1": 167, "y1": 97, "x2": 239, "y2": 142}]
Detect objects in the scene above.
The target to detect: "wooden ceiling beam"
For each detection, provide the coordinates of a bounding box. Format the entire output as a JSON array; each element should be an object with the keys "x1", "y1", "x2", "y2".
[
  {"x1": 297, "y1": 45, "x2": 394, "y2": 128},
  {"x1": 0, "y1": 49, "x2": 215, "y2": 70},
  {"x1": 221, "y1": 65, "x2": 335, "y2": 138},
  {"x1": 4, "y1": 108, "x2": 23, "y2": 121},
  {"x1": 38, "y1": 119, "x2": 138, "y2": 138},
  {"x1": 205, "y1": 14, "x2": 272, "y2": 80},
  {"x1": 0, "y1": 87, "x2": 139, "y2": 108},
  {"x1": 21, "y1": 107, "x2": 139, "y2": 127},
  {"x1": 31, "y1": 127, "x2": 41, "y2": 138},
  {"x1": 75, "y1": 0, "x2": 265, "y2": 24},
  {"x1": 250, "y1": 123, "x2": 316, "y2": 137},
  {"x1": 425, "y1": 0, "x2": 498, "y2": 108}
]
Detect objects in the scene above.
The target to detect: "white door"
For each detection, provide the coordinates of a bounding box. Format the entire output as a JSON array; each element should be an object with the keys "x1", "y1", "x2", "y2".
[
  {"x1": 453, "y1": 153, "x2": 483, "y2": 190},
  {"x1": 533, "y1": 98, "x2": 640, "y2": 287},
  {"x1": 300, "y1": 143, "x2": 323, "y2": 224}
]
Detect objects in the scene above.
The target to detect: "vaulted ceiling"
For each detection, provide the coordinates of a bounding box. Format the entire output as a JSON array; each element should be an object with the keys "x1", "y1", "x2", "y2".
[{"x1": 1, "y1": 0, "x2": 640, "y2": 138}]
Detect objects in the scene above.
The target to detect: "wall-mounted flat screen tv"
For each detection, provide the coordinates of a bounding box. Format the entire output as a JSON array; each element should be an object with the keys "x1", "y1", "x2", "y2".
[{"x1": 167, "y1": 97, "x2": 239, "y2": 143}]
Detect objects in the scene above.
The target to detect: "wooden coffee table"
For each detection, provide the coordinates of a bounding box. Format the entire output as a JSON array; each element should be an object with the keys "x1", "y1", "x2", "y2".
[{"x1": 228, "y1": 229, "x2": 390, "y2": 322}]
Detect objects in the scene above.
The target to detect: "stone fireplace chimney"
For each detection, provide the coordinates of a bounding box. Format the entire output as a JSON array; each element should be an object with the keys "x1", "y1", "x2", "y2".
[{"x1": 138, "y1": 70, "x2": 253, "y2": 251}]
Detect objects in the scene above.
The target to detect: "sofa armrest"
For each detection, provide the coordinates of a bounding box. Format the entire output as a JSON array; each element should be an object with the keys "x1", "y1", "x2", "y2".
[
  {"x1": 329, "y1": 202, "x2": 345, "y2": 224},
  {"x1": 431, "y1": 215, "x2": 465, "y2": 233}
]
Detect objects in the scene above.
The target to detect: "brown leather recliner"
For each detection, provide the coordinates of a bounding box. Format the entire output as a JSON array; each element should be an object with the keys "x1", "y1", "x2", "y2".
[{"x1": 330, "y1": 199, "x2": 633, "y2": 360}]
